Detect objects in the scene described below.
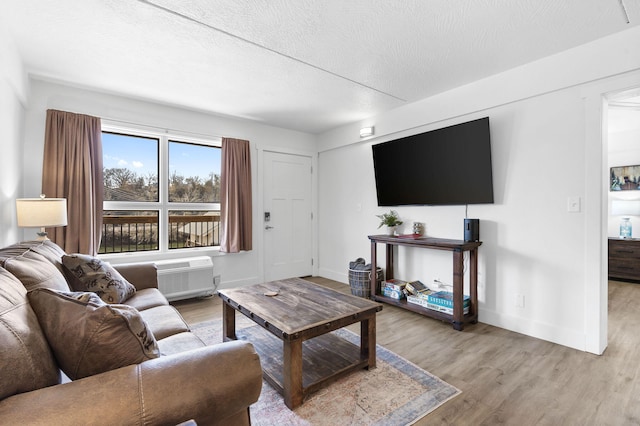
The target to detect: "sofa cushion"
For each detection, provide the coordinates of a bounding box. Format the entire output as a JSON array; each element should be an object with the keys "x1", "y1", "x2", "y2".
[
  {"x1": 27, "y1": 289, "x2": 160, "y2": 380},
  {"x1": 126, "y1": 288, "x2": 168, "y2": 311},
  {"x1": 62, "y1": 254, "x2": 136, "y2": 303},
  {"x1": 156, "y1": 332, "x2": 206, "y2": 356},
  {"x1": 0, "y1": 240, "x2": 66, "y2": 272},
  {"x1": 29, "y1": 240, "x2": 67, "y2": 270},
  {"x1": 139, "y1": 305, "x2": 190, "y2": 340},
  {"x1": 2, "y1": 250, "x2": 70, "y2": 292},
  {"x1": 0, "y1": 267, "x2": 60, "y2": 399}
]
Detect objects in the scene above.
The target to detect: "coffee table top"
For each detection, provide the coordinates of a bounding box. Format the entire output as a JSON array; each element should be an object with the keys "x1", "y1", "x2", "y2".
[{"x1": 218, "y1": 278, "x2": 382, "y2": 339}]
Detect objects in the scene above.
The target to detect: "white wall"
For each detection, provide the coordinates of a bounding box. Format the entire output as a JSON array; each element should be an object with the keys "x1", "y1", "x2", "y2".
[
  {"x1": 22, "y1": 79, "x2": 318, "y2": 289},
  {"x1": 0, "y1": 27, "x2": 27, "y2": 247},
  {"x1": 317, "y1": 25, "x2": 640, "y2": 353},
  {"x1": 319, "y1": 90, "x2": 589, "y2": 348}
]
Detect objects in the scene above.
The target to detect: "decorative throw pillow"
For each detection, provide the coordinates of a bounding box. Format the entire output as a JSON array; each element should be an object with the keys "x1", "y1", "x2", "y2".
[
  {"x1": 27, "y1": 289, "x2": 160, "y2": 380},
  {"x1": 62, "y1": 253, "x2": 136, "y2": 303}
]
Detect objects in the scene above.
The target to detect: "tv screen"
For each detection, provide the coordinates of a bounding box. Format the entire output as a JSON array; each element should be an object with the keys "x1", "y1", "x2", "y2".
[{"x1": 372, "y1": 117, "x2": 494, "y2": 206}]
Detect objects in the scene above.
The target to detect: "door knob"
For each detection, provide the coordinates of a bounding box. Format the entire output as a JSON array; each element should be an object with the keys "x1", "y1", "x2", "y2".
[{"x1": 265, "y1": 225, "x2": 274, "y2": 230}]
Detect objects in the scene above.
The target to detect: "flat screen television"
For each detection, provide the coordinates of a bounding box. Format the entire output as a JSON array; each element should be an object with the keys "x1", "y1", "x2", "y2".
[{"x1": 372, "y1": 117, "x2": 494, "y2": 206}]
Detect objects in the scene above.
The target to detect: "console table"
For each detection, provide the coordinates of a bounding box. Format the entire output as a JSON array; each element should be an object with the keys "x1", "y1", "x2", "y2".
[{"x1": 369, "y1": 235, "x2": 482, "y2": 331}]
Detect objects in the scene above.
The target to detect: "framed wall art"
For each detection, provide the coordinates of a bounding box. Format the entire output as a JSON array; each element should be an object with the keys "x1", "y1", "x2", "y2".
[{"x1": 610, "y1": 165, "x2": 640, "y2": 191}]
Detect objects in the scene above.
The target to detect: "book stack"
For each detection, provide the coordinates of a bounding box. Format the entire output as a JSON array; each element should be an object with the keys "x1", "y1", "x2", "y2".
[
  {"x1": 405, "y1": 280, "x2": 432, "y2": 307},
  {"x1": 384, "y1": 280, "x2": 472, "y2": 316},
  {"x1": 405, "y1": 280, "x2": 431, "y2": 297},
  {"x1": 406, "y1": 295, "x2": 434, "y2": 308},
  {"x1": 382, "y1": 279, "x2": 407, "y2": 300},
  {"x1": 415, "y1": 291, "x2": 470, "y2": 315}
]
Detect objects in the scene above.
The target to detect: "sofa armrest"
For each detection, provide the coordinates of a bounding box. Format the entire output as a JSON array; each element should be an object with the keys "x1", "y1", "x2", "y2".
[
  {"x1": 114, "y1": 262, "x2": 159, "y2": 290},
  {"x1": 0, "y1": 340, "x2": 263, "y2": 426}
]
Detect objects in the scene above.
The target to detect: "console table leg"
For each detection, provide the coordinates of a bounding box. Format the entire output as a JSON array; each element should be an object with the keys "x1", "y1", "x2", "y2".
[
  {"x1": 452, "y1": 250, "x2": 464, "y2": 331},
  {"x1": 385, "y1": 243, "x2": 394, "y2": 280},
  {"x1": 370, "y1": 241, "x2": 378, "y2": 298},
  {"x1": 470, "y1": 248, "x2": 478, "y2": 319}
]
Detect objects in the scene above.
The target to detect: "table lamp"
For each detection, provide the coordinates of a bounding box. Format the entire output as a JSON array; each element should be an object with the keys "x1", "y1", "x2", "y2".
[
  {"x1": 611, "y1": 199, "x2": 640, "y2": 238},
  {"x1": 16, "y1": 195, "x2": 68, "y2": 240}
]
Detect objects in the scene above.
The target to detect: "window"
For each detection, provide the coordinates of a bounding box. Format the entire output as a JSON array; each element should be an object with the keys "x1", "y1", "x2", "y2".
[{"x1": 100, "y1": 126, "x2": 221, "y2": 254}]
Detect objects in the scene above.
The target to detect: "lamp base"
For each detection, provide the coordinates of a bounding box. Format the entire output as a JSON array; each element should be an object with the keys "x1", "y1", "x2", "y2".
[{"x1": 36, "y1": 229, "x2": 50, "y2": 241}]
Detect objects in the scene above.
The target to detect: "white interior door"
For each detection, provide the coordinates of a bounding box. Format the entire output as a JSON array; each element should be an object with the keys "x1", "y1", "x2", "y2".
[{"x1": 263, "y1": 151, "x2": 313, "y2": 281}]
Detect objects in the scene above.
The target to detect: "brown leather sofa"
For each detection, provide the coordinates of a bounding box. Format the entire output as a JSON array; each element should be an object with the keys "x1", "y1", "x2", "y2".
[{"x1": 0, "y1": 240, "x2": 262, "y2": 425}]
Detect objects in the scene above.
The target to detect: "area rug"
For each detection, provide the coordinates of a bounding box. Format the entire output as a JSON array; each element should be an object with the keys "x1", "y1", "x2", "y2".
[{"x1": 191, "y1": 319, "x2": 460, "y2": 425}]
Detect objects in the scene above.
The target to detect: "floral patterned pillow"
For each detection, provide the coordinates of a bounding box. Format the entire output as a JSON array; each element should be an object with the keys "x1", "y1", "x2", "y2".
[{"x1": 62, "y1": 254, "x2": 136, "y2": 303}]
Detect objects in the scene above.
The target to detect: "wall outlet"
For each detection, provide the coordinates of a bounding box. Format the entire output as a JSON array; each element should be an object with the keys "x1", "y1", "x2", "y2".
[
  {"x1": 213, "y1": 275, "x2": 221, "y2": 286},
  {"x1": 516, "y1": 294, "x2": 525, "y2": 308}
]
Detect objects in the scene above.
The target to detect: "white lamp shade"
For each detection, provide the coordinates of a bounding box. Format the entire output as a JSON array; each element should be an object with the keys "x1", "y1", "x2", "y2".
[
  {"x1": 612, "y1": 200, "x2": 640, "y2": 216},
  {"x1": 16, "y1": 198, "x2": 68, "y2": 227}
]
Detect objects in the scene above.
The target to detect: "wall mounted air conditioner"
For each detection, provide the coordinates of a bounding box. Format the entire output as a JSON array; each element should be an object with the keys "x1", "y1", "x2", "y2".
[{"x1": 154, "y1": 256, "x2": 215, "y2": 302}]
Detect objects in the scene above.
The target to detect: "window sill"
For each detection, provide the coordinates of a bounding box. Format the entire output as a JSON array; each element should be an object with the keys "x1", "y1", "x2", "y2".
[{"x1": 99, "y1": 246, "x2": 223, "y2": 265}]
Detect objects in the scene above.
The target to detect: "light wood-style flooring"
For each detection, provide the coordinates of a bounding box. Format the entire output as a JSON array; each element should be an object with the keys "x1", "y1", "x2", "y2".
[{"x1": 172, "y1": 277, "x2": 640, "y2": 425}]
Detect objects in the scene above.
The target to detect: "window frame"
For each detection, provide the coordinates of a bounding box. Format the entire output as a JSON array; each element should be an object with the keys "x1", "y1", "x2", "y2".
[{"x1": 101, "y1": 123, "x2": 222, "y2": 255}]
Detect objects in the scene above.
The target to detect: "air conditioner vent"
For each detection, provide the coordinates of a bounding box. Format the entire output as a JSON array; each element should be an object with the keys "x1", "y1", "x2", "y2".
[{"x1": 153, "y1": 256, "x2": 214, "y2": 301}]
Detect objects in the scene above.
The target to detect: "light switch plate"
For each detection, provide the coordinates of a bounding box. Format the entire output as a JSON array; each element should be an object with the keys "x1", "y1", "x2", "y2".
[{"x1": 567, "y1": 196, "x2": 581, "y2": 212}]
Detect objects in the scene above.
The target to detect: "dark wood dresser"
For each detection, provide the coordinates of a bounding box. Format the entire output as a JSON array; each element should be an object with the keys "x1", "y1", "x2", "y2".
[{"x1": 608, "y1": 238, "x2": 640, "y2": 282}]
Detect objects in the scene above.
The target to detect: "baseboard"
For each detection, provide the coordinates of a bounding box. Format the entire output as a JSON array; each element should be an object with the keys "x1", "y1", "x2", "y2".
[
  {"x1": 317, "y1": 267, "x2": 349, "y2": 285},
  {"x1": 479, "y1": 308, "x2": 587, "y2": 352}
]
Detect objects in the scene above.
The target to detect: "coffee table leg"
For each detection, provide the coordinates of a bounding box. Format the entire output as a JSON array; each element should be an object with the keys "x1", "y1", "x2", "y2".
[
  {"x1": 361, "y1": 316, "x2": 377, "y2": 369},
  {"x1": 222, "y1": 302, "x2": 236, "y2": 341},
  {"x1": 283, "y1": 339, "x2": 303, "y2": 409}
]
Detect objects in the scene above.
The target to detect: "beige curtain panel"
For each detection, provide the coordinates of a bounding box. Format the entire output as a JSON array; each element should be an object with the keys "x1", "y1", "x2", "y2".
[
  {"x1": 41, "y1": 109, "x2": 103, "y2": 255},
  {"x1": 220, "y1": 138, "x2": 252, "y2": 253}
]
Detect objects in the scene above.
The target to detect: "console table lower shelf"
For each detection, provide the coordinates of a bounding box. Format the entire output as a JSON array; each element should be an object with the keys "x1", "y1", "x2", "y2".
[{"x1": 372, "y1": 294, "x2": 478, "y2": 328}]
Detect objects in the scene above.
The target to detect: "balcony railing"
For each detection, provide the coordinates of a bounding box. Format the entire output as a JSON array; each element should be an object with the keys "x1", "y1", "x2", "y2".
[{"x1": 99, "y1": 213, "x2": 221, "y2": 254}]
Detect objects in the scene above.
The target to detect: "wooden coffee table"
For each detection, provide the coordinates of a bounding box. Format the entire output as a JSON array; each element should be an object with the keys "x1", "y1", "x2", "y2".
[{"x1": 217, "y1": 278, "x2": 383, "y2": 409}]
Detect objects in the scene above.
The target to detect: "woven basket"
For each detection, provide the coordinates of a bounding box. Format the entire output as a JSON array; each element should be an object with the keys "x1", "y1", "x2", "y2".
[{"x1": 348, "y1": 267, "x2": 383, "y2": 298}]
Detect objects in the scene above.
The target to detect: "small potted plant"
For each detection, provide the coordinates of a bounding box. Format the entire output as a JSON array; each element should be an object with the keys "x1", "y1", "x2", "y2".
[{"x1": 376, "y1": 210, "x2": 403, "y2": 235}]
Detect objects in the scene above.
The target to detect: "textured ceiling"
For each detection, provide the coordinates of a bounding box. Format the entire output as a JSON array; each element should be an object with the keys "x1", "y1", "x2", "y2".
[{"x1": 2, "y1": 0, "x2": 639, "y2": 133}]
